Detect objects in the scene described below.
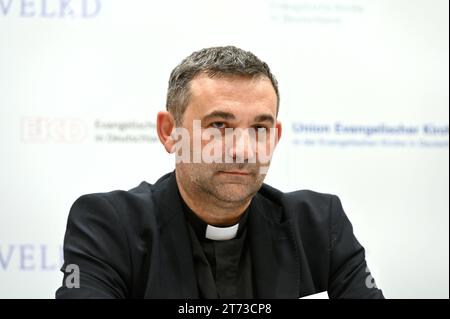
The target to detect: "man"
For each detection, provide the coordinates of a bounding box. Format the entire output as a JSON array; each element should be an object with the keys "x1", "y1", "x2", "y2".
[{"x1": 56, "y1": 46, "x2": 384, "y2": 299}]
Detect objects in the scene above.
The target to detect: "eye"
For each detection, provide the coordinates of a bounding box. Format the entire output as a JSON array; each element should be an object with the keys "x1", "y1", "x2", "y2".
[
  {"x1": 210, "y1": 122, "x2": 226, "y2": 129},
  {"x1": 254, "y1": 125, "x2": 269, "y2": 132}
]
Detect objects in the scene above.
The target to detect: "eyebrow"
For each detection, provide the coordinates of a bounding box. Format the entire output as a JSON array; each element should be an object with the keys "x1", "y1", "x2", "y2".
[
  {"x1": 202, "y1": 111, "x2": 236, "y2": 122},
  {"x1": 202, "y1": 111, "x2": 275, "y2": 125},
  {"x1": 254, "y1": 114, "x2": 275, "y2": 126}
]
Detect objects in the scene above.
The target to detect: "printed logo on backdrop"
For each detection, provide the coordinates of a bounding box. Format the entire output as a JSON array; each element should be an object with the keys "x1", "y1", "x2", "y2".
[
  {"x1": 94, "y1": 120, "x2": 158, "y2": 144},
  {"x1": 269, "y1": 0, "x2": 364, "y2": 25},
  {"x1": 0, "y1": 244, "x2": 63, "y2": 271},
  {"x1": 21, "y1": 117, "x2": 89, "y2": 143},
  {"x1": 0, "y1": 0, "x2": 101, "y2": 18},
  {"x1": 21, "y1": 117, "x2": 158, "y2": 144},
  {"x1": 291, "y1": 122, "x2": 449, "y2": 149}
]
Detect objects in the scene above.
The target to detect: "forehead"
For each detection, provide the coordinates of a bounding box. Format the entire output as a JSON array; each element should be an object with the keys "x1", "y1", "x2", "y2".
[{"x1": 187, "y1": 74, "x2": 278, "y2": 117}]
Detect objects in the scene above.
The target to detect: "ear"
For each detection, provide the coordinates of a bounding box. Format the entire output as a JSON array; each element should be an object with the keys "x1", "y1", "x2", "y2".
[
  {"x1": 275, "y1": 120, "x2": 282, "y2": 144},
  {"x1": 157, "y1": 111, "x2": 176, "y2": 153}
]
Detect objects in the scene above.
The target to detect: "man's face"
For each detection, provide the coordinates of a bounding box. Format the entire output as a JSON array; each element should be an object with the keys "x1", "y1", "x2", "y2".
[{"x1": 175, "y1": 74, "x2": 281, "y2": 205}]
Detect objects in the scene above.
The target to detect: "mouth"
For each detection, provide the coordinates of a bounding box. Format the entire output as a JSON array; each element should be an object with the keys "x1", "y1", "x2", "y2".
[{"x1": 218, "y1": 171, "x2": 251, "y2": 176}]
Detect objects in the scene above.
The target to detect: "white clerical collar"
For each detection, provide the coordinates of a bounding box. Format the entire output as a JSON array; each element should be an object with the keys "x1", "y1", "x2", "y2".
[{"x1": 205, "y1": 223, "x2": 239, "y2": 241}]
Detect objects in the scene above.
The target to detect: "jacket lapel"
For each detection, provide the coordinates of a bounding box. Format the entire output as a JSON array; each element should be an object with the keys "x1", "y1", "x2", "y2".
[
  {"x1": 151, "y1": 172, "x2": 199, "y2": 298},
  {"x1": 248, "y1": 193, "x2": 300, "y2": 298}
]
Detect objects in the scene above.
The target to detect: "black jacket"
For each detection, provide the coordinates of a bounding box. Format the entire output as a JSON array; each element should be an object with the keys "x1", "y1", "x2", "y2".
[{"x1": 56, "y1": 172, "x2": 384, "y2": 299}]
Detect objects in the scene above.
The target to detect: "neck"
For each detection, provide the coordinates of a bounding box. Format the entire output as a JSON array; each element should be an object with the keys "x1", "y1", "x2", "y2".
[{"x1": 175, "y1": 172, "x2": 250, "y2": 226}]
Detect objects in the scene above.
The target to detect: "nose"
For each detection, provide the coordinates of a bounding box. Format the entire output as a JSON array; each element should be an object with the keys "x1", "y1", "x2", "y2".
[{"x1": 226, "y1": 128, "x2": 257, "y2": 163}]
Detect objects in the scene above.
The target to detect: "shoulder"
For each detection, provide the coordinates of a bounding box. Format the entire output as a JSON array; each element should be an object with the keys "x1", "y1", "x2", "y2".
[
  {"x1": 67, "y1": 173, "x2": 175, "y2": 237},
  {"x1": 258, "y1": 183, "x2": 339, "y2": 220},
  {"x1": 76, "y1": 181, "x2": 154, "y2": 212},
  {"x1": 257, "y1": 183, "x2": 348, "y2": 244},
  {"x1": 70, "y1": 181, "x2": 153, "y2": 220},
  {"x1": 67, "y1": 172, "x2": 177, "y2": 241},
  {"x1": 71, "y1": 172, "x2": 173, "y2": 217}
]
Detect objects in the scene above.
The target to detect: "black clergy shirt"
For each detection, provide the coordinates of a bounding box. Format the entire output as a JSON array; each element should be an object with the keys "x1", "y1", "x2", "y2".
[{"x1": 182, "y1": 201, "x2": 254, "y2": 298}]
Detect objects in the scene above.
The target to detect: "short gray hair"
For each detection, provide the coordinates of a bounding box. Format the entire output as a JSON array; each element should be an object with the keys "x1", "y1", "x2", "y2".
[{"x1": 166, "y1": 46, "x2": 280, "y2": 125}]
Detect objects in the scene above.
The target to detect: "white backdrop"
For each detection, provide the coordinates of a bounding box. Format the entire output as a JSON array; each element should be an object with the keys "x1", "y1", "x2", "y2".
[{"x1": 0, "y1": 0, "x2": 448, "y2": 298}]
